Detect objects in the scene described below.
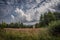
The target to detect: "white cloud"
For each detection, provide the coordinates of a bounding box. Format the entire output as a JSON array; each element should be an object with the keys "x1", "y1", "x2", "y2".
[
  {"x1": 11, "y1": 15, "x2": 14, "y2": 20},
  {"x1": 15, "y1": 8, "x2": 33, "y2": 21},
  {"x1": 36, "y1": 0, "x2": 60, "y2": 14},
  {"x1": 25, "y1": 13, "x2": 33, "y2": 21}
]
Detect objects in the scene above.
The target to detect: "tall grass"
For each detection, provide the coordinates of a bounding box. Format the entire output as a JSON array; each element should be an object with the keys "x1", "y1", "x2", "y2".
[{"x1": 0, "y1": 28, "x2": 60, "y2": 40}]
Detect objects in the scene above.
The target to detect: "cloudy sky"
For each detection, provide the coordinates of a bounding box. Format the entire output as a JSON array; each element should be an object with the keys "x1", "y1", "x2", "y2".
[{"x1": 0, "y1": 0, "x2": 60, "y2": 25}]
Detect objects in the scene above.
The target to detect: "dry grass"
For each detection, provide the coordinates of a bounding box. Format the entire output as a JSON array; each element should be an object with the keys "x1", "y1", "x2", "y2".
[
  {"x1": 5, "y1": 28, "x2": 46, "y2": 35},
  {"x1": 0, "y1": 28, "x2": 60, "y2": 40},
  {"x1": 4, "y1": 28, "x2": 47, "y2": 34}
]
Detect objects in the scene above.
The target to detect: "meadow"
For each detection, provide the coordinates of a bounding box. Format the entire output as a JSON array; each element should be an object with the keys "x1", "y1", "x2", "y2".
[{"x1": 0, "y1": 27, "x2": 60, "y2": 40}]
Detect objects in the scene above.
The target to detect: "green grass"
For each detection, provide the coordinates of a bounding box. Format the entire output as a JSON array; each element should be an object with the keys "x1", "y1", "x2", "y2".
[{"x1": 0, "y1": 28, "x2": 60, "y2": 40}]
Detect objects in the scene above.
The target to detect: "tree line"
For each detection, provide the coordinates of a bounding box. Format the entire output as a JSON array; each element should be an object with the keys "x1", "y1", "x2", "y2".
[
  {"x1": 35, "y1": 11, "x2": 60, "y2": 27},
  {"x1": 0, "y1": 22, "x2": 33, "y2": 28}
]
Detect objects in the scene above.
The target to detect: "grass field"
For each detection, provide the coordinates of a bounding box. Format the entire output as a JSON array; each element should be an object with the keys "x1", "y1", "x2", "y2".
[{"x1": 0, "y1": 28, "x2": 60, "y2": 40}]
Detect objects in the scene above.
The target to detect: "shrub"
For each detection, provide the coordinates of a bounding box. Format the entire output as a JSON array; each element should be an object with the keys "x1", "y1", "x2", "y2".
[{"x1": 48, "y1": 20, "x2": 60, "y2": 36}]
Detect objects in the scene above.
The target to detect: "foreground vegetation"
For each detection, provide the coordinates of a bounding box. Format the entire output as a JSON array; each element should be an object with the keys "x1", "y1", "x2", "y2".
[{"x1": 0, "y1": 27, "x2": 60, "y2": 40}]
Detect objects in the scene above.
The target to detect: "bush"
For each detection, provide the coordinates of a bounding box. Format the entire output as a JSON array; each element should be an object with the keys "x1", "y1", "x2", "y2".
[{"x1": 48, "y1": 20, "x2": 60, "y2": 36}]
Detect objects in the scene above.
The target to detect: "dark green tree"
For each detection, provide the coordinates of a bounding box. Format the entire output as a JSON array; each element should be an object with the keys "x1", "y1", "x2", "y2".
[
  {"x1": 54, "y1": 12, "x2": 60, "y2": 20},
  {"x1": 39, "y1": 12, "x2": 56, "y2": 27},
  {"x1": 1, "y1": 21, "x2": 7, "y2": 28}
]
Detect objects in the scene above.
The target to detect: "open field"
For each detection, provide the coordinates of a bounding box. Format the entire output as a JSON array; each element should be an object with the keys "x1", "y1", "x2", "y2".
[
  {"x1": 4, "y1": 28, "x2": 47, "y2": 32},
  {"x1": 0, "y1": 28, "x2": 60, "y2": 40}
]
